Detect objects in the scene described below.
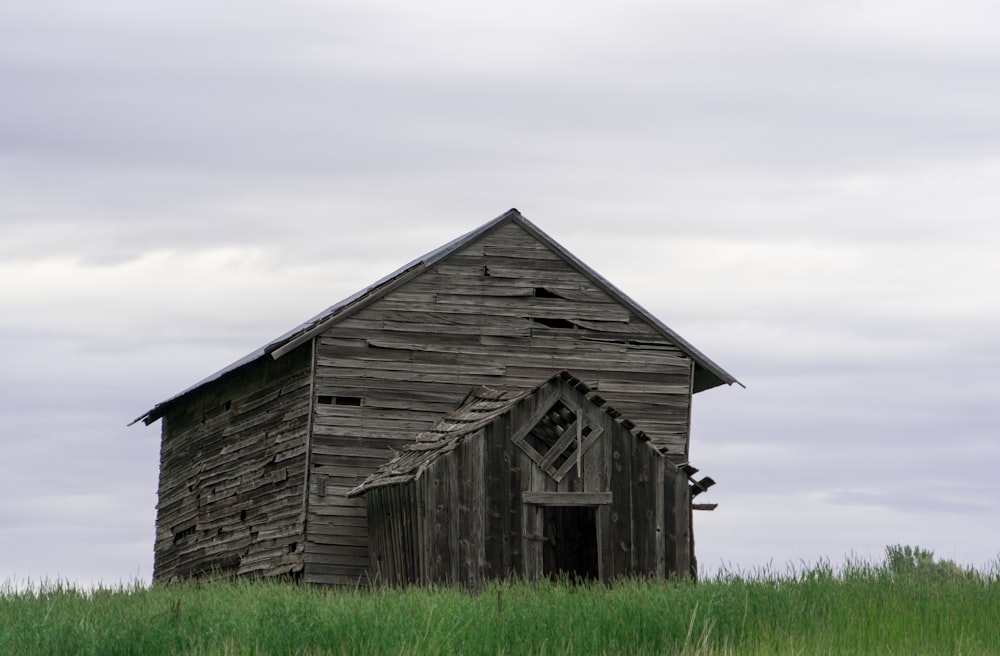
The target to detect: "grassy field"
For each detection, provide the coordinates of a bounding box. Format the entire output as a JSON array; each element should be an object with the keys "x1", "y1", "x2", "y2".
[{"x1": 2, "y1": 546, "x2": 997, "y2": 655}]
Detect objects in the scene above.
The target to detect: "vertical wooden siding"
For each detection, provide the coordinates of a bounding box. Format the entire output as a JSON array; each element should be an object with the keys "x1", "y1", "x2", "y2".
[
  {"x1": 664, "y1": 462, "x2": 693, "y2": 578},
  {"x1": 367, "y1": 484, "x2": 420, "y2": 586},
  {"x1": 368, "y1": 379, "x2": 691, "y2": 587},
  {"x1": 306, "y1": 221, "x2": 693, "y2": 585},
  {"x1": 153, "y1": 344, "x2": 311, "y2": 582}
]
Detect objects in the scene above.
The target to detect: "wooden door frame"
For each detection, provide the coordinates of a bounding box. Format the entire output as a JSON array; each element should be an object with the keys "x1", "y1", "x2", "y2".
[{"x1": 521, "y1": 493, "x2": 612, "y2": 582}]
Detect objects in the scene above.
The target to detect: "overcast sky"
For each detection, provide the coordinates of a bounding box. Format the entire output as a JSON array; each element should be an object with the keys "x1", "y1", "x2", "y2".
[{"x1": 2, "y1": 0, "x2": 998, "y2": 588}]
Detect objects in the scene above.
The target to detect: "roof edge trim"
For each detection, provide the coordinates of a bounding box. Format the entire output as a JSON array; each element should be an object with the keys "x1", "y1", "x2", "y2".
[
  {"x1": 270, "y1": 211, "x2": 524, "y2": 360},
  {"x1": 509, "y1": 215, "x2": 741, "y2": 390}
]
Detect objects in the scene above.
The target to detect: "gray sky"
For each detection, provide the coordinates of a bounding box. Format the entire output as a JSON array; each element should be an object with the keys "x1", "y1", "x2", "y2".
[{"x1": 2, "y1": 0, "x2": 998, "y2": 587}]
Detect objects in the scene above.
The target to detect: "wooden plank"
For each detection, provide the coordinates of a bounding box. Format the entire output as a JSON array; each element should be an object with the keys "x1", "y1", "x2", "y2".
[
  {"x1": 331, "y1": 315, "x2": 533, "y2": 337},
  {"x1": 404, "y1": 483, "x2": 419, "y2": 585},
  {"x1": 305, "y1": 554, "x2": 365, "y2": 578},
  {"x1": 307, "y1": 532, "x2": 370, "y2": 548},
  {"x1": 676, "y1": 468, "x2": 692, "y2": 578},
  {"x1": 596, "y1": 381, "x2": 690, "y2": 395},
  {"x1": 430, "y1": 457, "x2": 452, "y2": 584},
  {"x1": 317, "y1": 356, "x2": 507, "y2": 377},
  {"x1": 537, "y1": 419, "x2": 579, "y2": 471},
  {"x1": 521, "y1": 504, "x2": 542, "y2": 582},
  {"x1": 630, "y1": 434, "x2": 656, "y2": 578},
  {"x1": 608, "y1": 426, "x2": 632, "y2": 579},
  {"x1": 662, "y1": 463, "x2": 687, "y2": 578},
  {"x1": 448, "y1": 451, "x2": 461, "y2": 585},
  {"x1": 309, "y1": 502, "x2": 367, "y2": 517},
  {"x1": 367, "y1": 489, "x2": 385, "y2": 584},
  {"x1": 522, "y1": 492, "x2": 613, "y2": 505},
  {"x1": 306, "y1": 521, "x2": 368, "y2": 538},
  {"x1": 550, "y1": 425, "x2": 603, "y2": 483},
  {"x1": 506, "y1": 418, "x2": 523, "y2": 577},
  {"x1": 457, "y1": 436, "x2": 485, "y2": 590},
  {"x1": 417, "y1": 478, "x2": 429, "y2": 586},
  {"x1": 429, "y1": 295, "x2": 631, "y2": 322},
  {"x1": 483, "y1": 420, "x2": 504, "y2": 579},
  {"x1": 654, "y1": 457, "x2": 666, "y2": 579},
  {"x1": 520, "y1": 446, "x2": 545, "y2": 581},
  {"x1": 389, "y1": 485, "x2": 404, "y2": 586}
]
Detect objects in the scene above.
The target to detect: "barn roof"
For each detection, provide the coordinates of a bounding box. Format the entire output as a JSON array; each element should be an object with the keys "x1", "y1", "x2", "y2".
[
  {"x1": 348, "y1": 371, "x2": 654, "y2": 497},
  {"x1": 134, "y1": 208, "x2": 740, "y2": 426}
]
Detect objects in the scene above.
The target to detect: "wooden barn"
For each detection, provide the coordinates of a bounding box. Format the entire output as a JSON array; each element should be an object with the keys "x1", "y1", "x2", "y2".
[
  {"x1": 349, "y1": 371, "x2": 711, "y2": 587},
  {"x1": 133, "y1": 208, "x2": 739, "y2": 586}
]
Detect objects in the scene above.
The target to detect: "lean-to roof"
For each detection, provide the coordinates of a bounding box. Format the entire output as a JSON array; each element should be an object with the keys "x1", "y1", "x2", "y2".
[{"x1": 348, "y1": 371, "x2": 652, "y2": 497}]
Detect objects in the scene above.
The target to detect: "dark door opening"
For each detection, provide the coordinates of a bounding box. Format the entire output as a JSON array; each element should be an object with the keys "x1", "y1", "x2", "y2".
[{"x1": 542, "y1": 506, "x2": 599, "y2": 582}]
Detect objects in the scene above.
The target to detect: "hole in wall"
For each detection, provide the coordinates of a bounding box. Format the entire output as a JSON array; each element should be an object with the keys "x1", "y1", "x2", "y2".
[
  {"x1": 173, "y1": 525, "x2": 196, "y2": 543},
  {"x1": 533, "y1": 287, "x2": 564, "y2": 299},
  {"x1": 530, "y1": 317, "x2": 576, "y2": 329},
  {"x1": 317, "y1": 395, "x2": 363, "y2": 406}
]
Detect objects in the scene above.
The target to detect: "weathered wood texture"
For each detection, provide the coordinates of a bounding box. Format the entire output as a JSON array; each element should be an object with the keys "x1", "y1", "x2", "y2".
[
  {"x1": 354, "y1": 374, "x2": 693, "y2": 587},
  {"x1": 153, "y1": 344, "x2": 312, "y2": 583},
  {"x1": 146, "y1": 214, "x2": 719, "y2": 588},
  {"x1": 305, "y1": 221, "x2": 693, "y2": 585}
]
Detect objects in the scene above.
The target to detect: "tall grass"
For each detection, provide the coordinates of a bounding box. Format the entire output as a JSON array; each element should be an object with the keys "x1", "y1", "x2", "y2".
[{"x1": 2, "y1": 546, "x2": 997, "y2": 655}]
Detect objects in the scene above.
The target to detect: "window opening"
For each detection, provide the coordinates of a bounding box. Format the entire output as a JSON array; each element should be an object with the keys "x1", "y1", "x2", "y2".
[
  {"x1": 512, "y1": 396, "x2": 604, "y2": 482},
  {"x1": 524, "y1": 401, "x2": 578, "y2": 470}
]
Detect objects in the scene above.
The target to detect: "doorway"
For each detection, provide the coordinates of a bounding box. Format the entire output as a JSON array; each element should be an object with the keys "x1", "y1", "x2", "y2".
[{"x1": 541, "y1": 506, "x2": 599, "y2": 582}]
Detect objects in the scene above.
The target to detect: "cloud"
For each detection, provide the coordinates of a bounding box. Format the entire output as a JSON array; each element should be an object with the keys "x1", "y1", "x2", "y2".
[{"x1": 2, "y1": 0, "x2": 999, "y2": 585}]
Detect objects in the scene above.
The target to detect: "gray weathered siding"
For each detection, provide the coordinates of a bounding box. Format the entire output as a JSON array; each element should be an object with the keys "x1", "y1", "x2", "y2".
[
  {"x1": 360, "y1": 378, "x2": 693, "y2": 587},
  {"x1": 305, "y1": 221, "x2": 693, "y2": 585},
  {"x1": 153, "y1": 344, "x2": 311, "y2": 582}
]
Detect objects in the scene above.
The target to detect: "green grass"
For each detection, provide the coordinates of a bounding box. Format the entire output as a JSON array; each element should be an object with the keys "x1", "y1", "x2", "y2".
[{"x1": 2, "y1": 546, "x2": 998, "y2": 655}]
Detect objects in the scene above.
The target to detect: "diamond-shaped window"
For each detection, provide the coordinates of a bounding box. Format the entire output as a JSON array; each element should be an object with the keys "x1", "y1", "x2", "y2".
[{"x1": 512, "y1": 396, "x2": 603, "y2": 482}]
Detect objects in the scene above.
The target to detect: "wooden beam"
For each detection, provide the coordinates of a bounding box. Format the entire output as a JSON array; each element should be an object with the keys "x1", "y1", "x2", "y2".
[{"x1": 522, "y1": 492, "x2": 612, "y2": 506}]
